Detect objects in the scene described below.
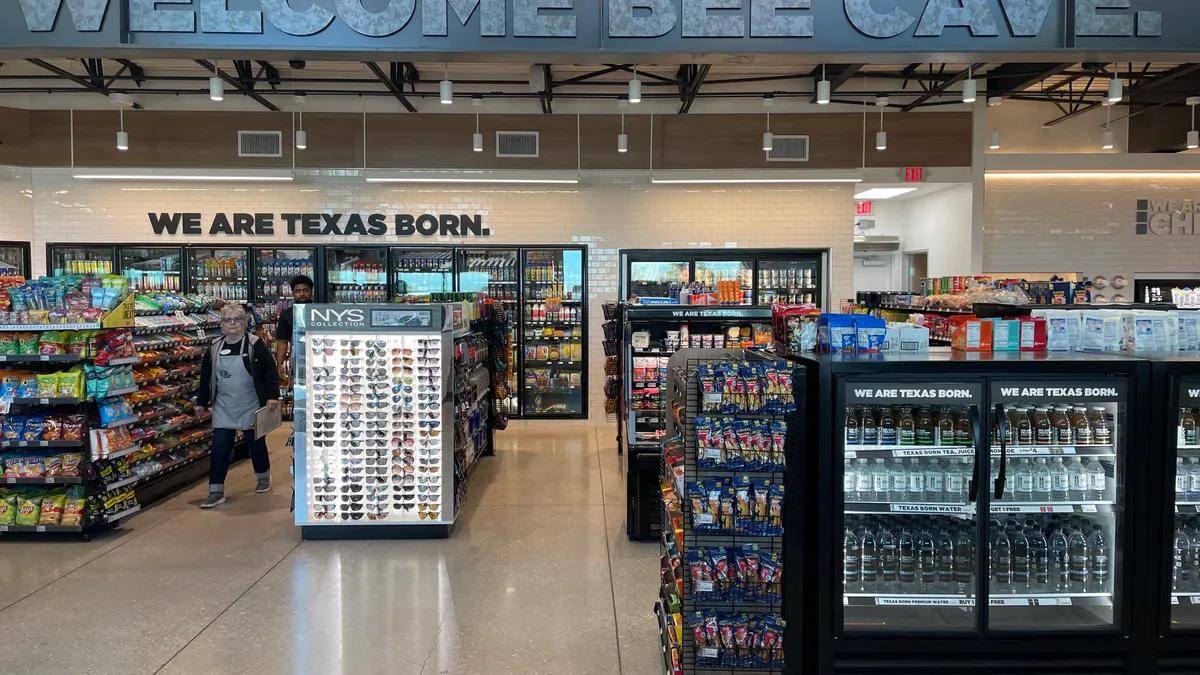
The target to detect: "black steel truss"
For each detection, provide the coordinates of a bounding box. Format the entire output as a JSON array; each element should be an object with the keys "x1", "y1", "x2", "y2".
[
  {"x1": 363, "y1": 61, "x2": 418, "y2": 113},
  {"x1": 193, "y1": 59, "x2": 280, "y2": 111},
  {"x1": 677, "y1": 64, "x2": 711, "y2": 114}
]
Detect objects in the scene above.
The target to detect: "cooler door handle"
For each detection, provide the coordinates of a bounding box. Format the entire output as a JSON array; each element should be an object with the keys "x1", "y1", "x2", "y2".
[
  {"x1": 969, "y1": 405, "x2": 982, "y2": 502},
  {"x1": 994, "y1": 403, "x2": 1008, "y2": 500}
]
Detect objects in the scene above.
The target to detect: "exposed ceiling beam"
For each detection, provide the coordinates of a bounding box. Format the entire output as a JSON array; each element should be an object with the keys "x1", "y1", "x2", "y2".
[
  {"x1": 1042, "y1": 64, "x2": 1200, "y2": 127},
  {"x1": 193, "y1": 59, "x2": 279, "y2": 111},
  {"x1": 808, "y1": 64, "x2": 861, "y2": 103},
  {"x1": 557, "y1": 65, "x2": 622, "y2": 86},
  {"x1": 901, "y1": 63, "x2": 983, "y2": 112},
  {"x1": 113, "y1": 59, "x2": 146, "y2": 87},
  {"x1": 985, "y1": 62, "x2": 1071, "y2": 98},
  {"x1": 677, "y1": 64, "x2": 711, "y2": 114},
  {"x1": 24, "y1": 58, "x2": 143, "y2": 108},
  {"x1": 539, "y1": 64, "x2": 553, "y2": 114},
  {"x1": 256, "y1": 60, "x2": 282, "y2": 89},
  {"x1": 362, "y1": 61, "x2": 418, "y2": 113},
  {"x1": 608, "y1": 64, "x2": 677, "y2": 85}
]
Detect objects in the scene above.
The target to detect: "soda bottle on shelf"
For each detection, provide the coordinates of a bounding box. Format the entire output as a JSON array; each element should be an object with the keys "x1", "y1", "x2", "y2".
[
  {"x1": 1090, "y1": 407, "x2": 1112, "y2": 445},
  {"x1": 1072, "y1": 406, "x2": 1094, "y2": 444}
]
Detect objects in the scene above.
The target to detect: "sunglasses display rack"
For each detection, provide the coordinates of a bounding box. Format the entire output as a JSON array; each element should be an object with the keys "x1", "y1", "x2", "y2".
[
  {"x1": 656, "y1": 350, "x2": 800, "y2": 675},
  {"x1": 295, "y1": 303, "x2": 463, "y2": 539}
]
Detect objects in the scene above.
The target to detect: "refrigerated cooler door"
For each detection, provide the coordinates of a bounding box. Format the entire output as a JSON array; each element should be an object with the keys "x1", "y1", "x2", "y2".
[
  {"x1": 987, "y1": 380, "x2": 1125, "y2": 630},
  {"x1": 325, "y1": 247, "x2": 388, "y2": 304},
  {"x1": 629, "y1": 261, "x2": 688, "y2": 300},
  {"x1": 695, "y1": 260, "x2": 752, "y2": 305},
  {"x1": 459, "y1": 249, "x2": 519, "y2": 415},
  {"x1": 188, "y1": 247, "x2": 249, "y2": 301},
  {"x1": 0, "y1": 244, "x2": 28, "y2": 278},
  {"x1": 1171, "y1": 382, "x2": 1200, "y2": 628},
  {"x1": 49, "y1": 245, "x2": 115, "y2": 277},
  {"x1": 841, "y1": 381, "x2": 984, "y2": 632},
  {"x1": 757, "y1": 257, "x2": 820, "y2": 306},
  {"x1": 392, "y1": 248, "x2": 453, "y2": 299},
  {"x1": 118, "y1": 247, "x2": 183, "y2": 292},
  {"x1": 254, "y1": 248, "x2": 317, "y2": 305},
  {"x1": 522, "y1": 248, "x2": 585, "y2": 416}
]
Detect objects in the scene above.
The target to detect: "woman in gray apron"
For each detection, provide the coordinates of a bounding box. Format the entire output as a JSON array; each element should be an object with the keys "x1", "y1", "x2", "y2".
[{"x1": 194, "y1": 304, "x2": 281, "y2": 509}]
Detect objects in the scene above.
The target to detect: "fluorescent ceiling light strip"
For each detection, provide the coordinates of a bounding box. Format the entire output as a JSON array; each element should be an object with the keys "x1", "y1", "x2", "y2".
[
  {"x1": 73, "y1": 173, "x2": 293, "y2": 181},
  {"x1": 366, "y1": 177, "x2": 578, "y2": 184},
  {"x1": 854, "y1": 187, "x2": 918, "y2": 199},
  {"x1": 986, "y1": 171, "x2": 1200, "y2": 179},
  {"x1": 652, "y1": 178, "x2": 862, "y2": 184}
]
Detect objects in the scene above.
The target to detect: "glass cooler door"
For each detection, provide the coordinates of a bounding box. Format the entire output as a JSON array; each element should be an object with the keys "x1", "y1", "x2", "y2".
[
  {"x1": 695, "y1": 259, "x2": 752, "y2": 305},
  {"x1": 253, "y1": 247, "x2": 317, "y2": 305},
  {"x1": 187, "y1": 247, "x2": 249, "y2": 301},
  {"x1": 757, "y1": 257, "x2": 820, "y2": 306},
  {"x1": 459, "y1": 248, "x2": 519, "y2": 415},
  {"x1": 1171, "y1": 380, "x2": 1200, "y2": 629},
  {"x1": 391, "y1": 247, "x2": 454, "y2": 299},
  {"x1": 0, "y1": 243, "x2": 28, "y2": 278},
  {"x1": 118, "y1": 246, "x2": 183, "y2": 292},
  {"x1": 987, "y1": 380, "x2": 1125, "y2": 631},
  {"x1": 522, "y1": 248, "x2": 584, "y2": 417},
  {"x1": 841, "y1": 381, "x2": 983, "y2": 633},
  {"x1": 628, "y1": 260, "x2": 688, "y2": 300},
  {"x1": 49, "y1": 245, "x2": 115, "y2": 277},
  {"x1": 324, "y1": 247, "x2": 388, "y2": 304}
]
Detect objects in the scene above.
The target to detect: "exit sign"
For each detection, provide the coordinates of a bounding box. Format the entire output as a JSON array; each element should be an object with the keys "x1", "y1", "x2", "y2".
[
  {"x1": 856, "y1": 201, "x2": 873, "y2": 216},
  {"x1": 904, "y1": 167, "x2": 926, "y2": 182}
]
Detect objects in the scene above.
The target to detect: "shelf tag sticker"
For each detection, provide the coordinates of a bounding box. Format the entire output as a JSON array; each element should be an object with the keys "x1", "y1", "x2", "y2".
[
  {"x1": 0, "y1": 397, "x2": 11, "y2": 415},
  {"x1": 0, "y1": 525, "x2": 6, "y2": 531},
  {"x1": 1081, "y1": 504, "x2": 1098, "y2": 513},
  {"x1": 704, "y1": 449, "x2": 723, "y2": 459},
  {"x1": 703, "y1": 393, "x2": 722, "y2": 406},
  {"x1": 700, "y1": 648, "x2": 719, "y2": 659},
  {"x1": 1192, "y1": 596, "x2": 1200, "y2": 605},
  {"x1": 35, "y1": 526, "x2": 45, "y2": 532},
  {"x1": 893, "y1": 447, "x2": 973, "y2": 457},
  {"x1": 695, "y1": 581, "x2": 714, "y2": 593},
  {"x1": 694, "y1": 513, "x2": 715, "y2": 525},
  {"x1": 845, "y1": 451, "x2": 857, "y2": 459},
  {"x1": 889, "y1": 504, "x2": 969, "y2": 514}
]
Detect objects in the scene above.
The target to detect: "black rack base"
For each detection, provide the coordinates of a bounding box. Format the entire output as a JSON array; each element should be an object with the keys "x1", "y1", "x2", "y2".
[{"x1": 301, "y1": 524, "x2": 451, "y2": 540}]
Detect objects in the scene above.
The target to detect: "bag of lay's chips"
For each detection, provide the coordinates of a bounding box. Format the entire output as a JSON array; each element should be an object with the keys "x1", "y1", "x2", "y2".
[{"x1": 0, "y1": 492, "x2": 17, "y2": 525}]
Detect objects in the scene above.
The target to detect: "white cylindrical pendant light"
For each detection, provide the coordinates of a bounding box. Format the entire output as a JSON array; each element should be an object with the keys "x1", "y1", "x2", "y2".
[
  {"x1": 816, "y1": 79, "x2": 830, "y2": 105},
  {"x1": 629, "y1": 72, "x2": 642, "y2": 104},
  {"x1": 209, "y1": 61, "x2": 223, "y2": 101},
  {"x1": 962, "y1": 66, "x2": 976, "y2": 103},
  {"x1": 440, "y1": 79, "x2": 453, "y2": 104},
  {"x1": 1188, "y1": 97, "x2": 1200, "y2": 150},
  {"x1": 618, "y1": 133, "x2": 628, "y2": 153},
  {"x1": 876, "y1": 130, "x2": 887, "y2": 151},
  {"x1": 116, "y1": 130, "x2": 128, "y2": 151},
  {"x1": 1189, "y1": 130, "x2": 1199, "y2": 150},
  {"x1": 1107, "y1": 71, "x2": 1122, "y2": 103},
  {"x1": 989, "y1": 128, "x2": 1000, "y2": 150},
  {"x1": 876, "y1": 98, "x2": 886, "y2": 150},
  {"x1": 295, "y1": 129, "x2": 307, "y2": 150},
  {"x1": 472, "y1": 132, "x2": 483, "y2": 152},
  {"x1": 1102, "y1": 128, "x2": 1114, "y2": 150},
  {"x1": 762, "y1": 131, "x2": 773, "y2": 152}
]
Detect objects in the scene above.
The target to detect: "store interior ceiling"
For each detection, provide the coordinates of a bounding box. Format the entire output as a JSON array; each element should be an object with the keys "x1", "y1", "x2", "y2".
[{"x1": 3, "y1": 59, "x2": 1200, "y2": 121}]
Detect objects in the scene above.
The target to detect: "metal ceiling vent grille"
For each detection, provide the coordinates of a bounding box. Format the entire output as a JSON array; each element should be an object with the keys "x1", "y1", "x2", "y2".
[
  {"x1": 238, "y1": 131, "x2": 283, "y2": 158},
  {"x1": 766, "y1": 135, "x2": 809, "y2": 161},
  {"x1": 496, "y1": 131, "x2": 539, "y2": 158}
]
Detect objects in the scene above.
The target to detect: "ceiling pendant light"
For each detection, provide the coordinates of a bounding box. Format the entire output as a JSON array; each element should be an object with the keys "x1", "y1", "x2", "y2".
[
  {"x1": 762, "y1": 96, "x2": 773, "y2": 152},
  {"x1": 1107, "y1": 64, "x2": 1123, "y2": 103},
  {"x1": 962, "y1": 66, "x2": 977, "y2": 103},
  {"x1": 440, "y1": 64, "x2": 453, "y2": 105},
  {"x1": 472, "y1": 96, "x2": 484, "y2": 152},
  {"x1": 816, "y1": 63, "x2": 830, "y2": 105},
  {"x1": 618, "y1": 102, "x2": 628, "y2": 153},
  {"x1": 1102, "y1": 103, "x2": 1114, "y2": 149},
  {"x1": 989, "y1": 128, "x2": 1000, "y2": 150},
  {"x1": 294, "y1": 94, "x2": 307, "y2": 150},
  {"x1": 876, "y1": 95, "x2": 887, "y2": 151},
  {"x1": 1188, "y1": 97, "x2": 1200, "y2": 149},
  {"x1": 116, "y1": 108, "x2": 128, "y2": 151},
  {"x1": 209, "y1": 60, "x2": 224, "y2": 102},
  {"x1": 629, "y1": 66, "x2": 642, "y2": 104}
]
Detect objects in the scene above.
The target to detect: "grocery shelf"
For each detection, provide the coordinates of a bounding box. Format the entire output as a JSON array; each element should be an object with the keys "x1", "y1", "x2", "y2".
[
  {"x1": 103, "y1": 416, "x2": 140, "y2": 429},
  {"x1": 0, "y1": 354, "x2": 81, "y2": 363},
  {"x1": 0, "y1": 322, "x2": 102, "y2": 331},
  {"x1": 106, "y1": 504, "x2": 142, "y2": 522},
  {"x1": 990, "y1": 444, "x2": 1116, "y2": 457},
  {"x1": 1171, "y1": 592, "x2": 1200, "y2": 605},
  {"x1": 12, "y1": 397, "x2": 82, "y2": 405},
  {"x1": 0, "y1": 522, "x2": 86, "y2": 533},
  {"x1": 990, "y1": 501, "x2": 1114, "y2": 514},
  {"x1": 844, "y1": 592, "x2": 1113, "y2": 607},
  {"x1": 0, "y1": 439, "x2": 84, "y2": 449},
  {"x1": 103, "y1": 444, "x2": 143, "y2": 460},
  {"x1": 103, "y1": 386, "x2": 139, "y2": 398},
  {"x1": 846, "y1": 445, "x2": 974, "y2": 459},
  {"x1": 106, "y1": 356, "x2": 143, "y2": 366},
  {"x1": 877, "y1": 305, "x2": 974, "y2": 315},
  {"x1": 3, "y1": 475, "x2": 84, "y2": 485},
  {"x1": 846, "y1": 501, "x2": 976, "y2": 515}
]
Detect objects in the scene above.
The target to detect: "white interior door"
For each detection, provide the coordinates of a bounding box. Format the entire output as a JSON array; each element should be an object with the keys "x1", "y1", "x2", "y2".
[{"x1": 854, "y1": 254, "x2": 896, "y2": 292}]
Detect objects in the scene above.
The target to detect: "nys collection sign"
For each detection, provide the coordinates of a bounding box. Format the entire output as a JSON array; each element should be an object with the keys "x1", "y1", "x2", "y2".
[
  {"x1": 149, "y1": 211, "x2": 490, "y2": 237},
  {"x1": 1, "y1": 0, "x2": 1191, "y2": 54}
]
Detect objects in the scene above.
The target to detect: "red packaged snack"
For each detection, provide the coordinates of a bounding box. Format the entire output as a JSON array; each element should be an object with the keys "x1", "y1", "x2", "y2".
[
  {"x1": 42, "y1": 416, "x2": 62, "y2": 441},
  {"x1": 61, "y1": 414, "x2": 85, "y2": 441}
]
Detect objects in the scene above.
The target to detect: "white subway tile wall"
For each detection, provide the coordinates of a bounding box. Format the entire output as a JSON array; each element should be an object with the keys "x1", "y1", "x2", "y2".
[
  {"x1": 5, "y1": 168, "x2": 853, "y2": 420},
  {"x1": 985, "y1": 178, "x2": 1200, "y2": 296}
]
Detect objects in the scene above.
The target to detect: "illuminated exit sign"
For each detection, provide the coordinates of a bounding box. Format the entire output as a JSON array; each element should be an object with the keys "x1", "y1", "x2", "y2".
[
  {"x1": 904, "y1": 167, "x2": 926, "y2": 182},
  {"x1": 856, "y1": 201, "x2": 873, "y2": 216}
]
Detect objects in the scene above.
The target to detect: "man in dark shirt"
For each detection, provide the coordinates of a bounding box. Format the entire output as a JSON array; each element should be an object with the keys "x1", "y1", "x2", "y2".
[{"x1": 275, "y1": 275, "x2": 313, "y2": 382}]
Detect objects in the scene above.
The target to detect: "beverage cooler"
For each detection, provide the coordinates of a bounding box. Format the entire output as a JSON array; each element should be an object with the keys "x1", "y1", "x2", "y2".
[
  {"x1": 117, "y1": 245, "x2": 184, "y2": 292},
  {"x1": 790, "y1": 351, "x2": 1152, "y2": 675},
  {"x1": 324, "y1": 245, "x2": 388, "y2": 304},
  {"x1": 253, "y1": 246, "x2": 318, "y2": 305},
  {"x1": 458, "y1": 247, "x2": 520, "y2": 415},
  {"x1": 391, "y1": 247, "x2": 454, "y2": 299},
  {"x1": 521, "y1": 246, "x2": 586, "y2": 418},
  {"x1": 47, "y1": 244, "x2": 116, "y2": 277},
  {"x1": 0, "y1": 241, "x2": 30, "y2": 278},
  {"x1": 621, "y1": 248, "x2": 826, "y2": 307},
  {"x1": 187, "y1": 246, "x2": 249, "y2": 301}
]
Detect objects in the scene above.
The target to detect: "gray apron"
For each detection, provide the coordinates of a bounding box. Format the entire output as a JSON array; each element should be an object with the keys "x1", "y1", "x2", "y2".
[{"x1": 212, "y1": 336, "x2": 259, "y2": 431}]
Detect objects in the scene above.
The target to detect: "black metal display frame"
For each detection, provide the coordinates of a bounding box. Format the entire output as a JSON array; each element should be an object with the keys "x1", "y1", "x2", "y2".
[{"x1": 790, "y1": 351, "x2": 1155, "y2": 675}]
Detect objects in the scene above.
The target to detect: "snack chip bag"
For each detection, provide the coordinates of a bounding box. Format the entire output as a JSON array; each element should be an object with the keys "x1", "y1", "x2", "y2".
[
  {"x1": 38, "y1": 331, "x2": 66, "y2": 356},
  {"x1": 36, "y1": 373, "x2": 59, "y2": 399},
  {"x1": 57, "y1": 368, "x2": 84, "y2": 399},
  {"x1": 0, "y1": 333, "x2": 15, "y2": 356},
  {"x1": 17, "y1": 373, "x2": 38, "y2": 398},
  {"x1": 61, "y1": 415, "x2": 85, "y2": 441},
  {"x1": 15, "y1": 495, "x2": 41, "y2": 525},
  {"x1": 2, "y1": 416, "x2": 24, "y2": 440},
  {"x1": 22, "y1": 416, "x2": 43, "y2": 441},
  {"x1": 0, "y1": 371, "x2": 21, "y2": 397},
  {"x1": 15, "y1": 332, "x2": 38, "y2": 355},
  {"x1": 60, "y1": 453, "x2": 82, "y2": 476},
  {"x1": 42, "y1": 416, "x2": 61, "y2": 441},
  {"x1": 38, "y1": 493, "x2": 66, "y2": 525},
  {"x1": 43, "y1": 454, "x2": 63, "y2": 477},
  {"x1": 0, "y1": 492, "x2": 16, "y2": 525}
]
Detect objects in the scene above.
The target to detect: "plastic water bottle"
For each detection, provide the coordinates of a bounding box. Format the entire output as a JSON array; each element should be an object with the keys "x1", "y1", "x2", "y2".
[
  {"x1": 1189, "y1": 457, "x2": 1200, "y2": 502},
  {"x1": 855, "y1": 459, "x2": 872, "y2": 503},
  {"x1": 1049, "y1": 528, "x2": 1070, "y2": 592},
  {"x1": 898, "y1": 526, "x2": 916, "y2": 591},
  {"x1": 845, "y1": 460, "x2": 857, "y2": 503},
  {"x1": 1085, "y1": 458, "x2": 1107, "y2": 501},
  {"x1": 937, "y1": 528, "x2": 955, "y2": 592},
  {"x1": 907, "y1": 459, "x2": 925, "y2": 502},
  {"x1": 945, "y1": 459, "x2": 964, "y2": 504},
  {"x1": 1001, "y1": 459, "x2": 1015, "y2": 501},
  {"x1": 1174, "y1": 526, "x2": 1193, "y2": 591},
  {"x1": 1088, "y1": 524, "x2": 1109, "y2": 592},
  {"x1": 1011, "y1": 527, "x2": 1031, "y2": 591},
  {"x1": 925, "y1": 459, "x2": 944, "y2": 503},
  {"x1": 1177, "y1": 458, "x2": 1190, "y2": 504},
  {"x1": 844, "y1": 528, "x2": 861, "y2": 590},
  {"x1": 993, "y1": 528, "x2": 1013, "y2": 593},
  {"x1": 1068, "y1": 459, "x2": 1088, "y2": 501},
  {"x1": 872, "y1": 458, "x2": 890, "y2": 501},
  {"x1": 1050, "y1": 458, "x2": 1069, "y2": 502},
  {"x1": 1029, "y1": 527, "x2": 1049, "y2": 592},
  {"x1": 917, "y1": 526, "x2": 937, "y2": 593},
  {"x1": 1032, "y1": 458, "x2": 1052, "y2": 503},
  {"x1": 1068, "y1": 527, "x2": 1090, "y2": 592},
  {"x1": 953, "y1": 527, "x2": 974, "y2": 593},
  {"x1": 1015, "y1": 459, "x2": 1034, "y2": 502},
  {"x1": 879, "y1": 526, "x2": 899, "y2": 592},
  {"x1": 889, "y1": 460, "x2": 909, "y2": 502},
  {"x1": 860, "y1": 526, "x2": 879, "y2": 592}
]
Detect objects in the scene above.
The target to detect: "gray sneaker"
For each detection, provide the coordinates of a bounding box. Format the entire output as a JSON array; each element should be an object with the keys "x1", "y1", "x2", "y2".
[
  {"x1": 200, "y1": 492, "x2": 226, "y2": 509},
  {"x1": 255, "y1": 477, "x2": 271, "y2": 494}
]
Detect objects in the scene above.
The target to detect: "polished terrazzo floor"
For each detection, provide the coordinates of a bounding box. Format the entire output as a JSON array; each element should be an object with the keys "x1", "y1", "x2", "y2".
[{"x1": 0, "y1": 421, "x2": 660, "y2": 675}]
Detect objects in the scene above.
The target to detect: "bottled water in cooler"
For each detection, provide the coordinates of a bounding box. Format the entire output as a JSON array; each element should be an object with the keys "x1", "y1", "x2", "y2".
[
  {"x1": 908, "y1": 459, "x2": 925, "y2": 501},
  {"x1": 845, "y1": 460, "x2": 856, "y2": 502},
  {"x1": 925, "y1": 459, "x2": 944, "y2": 503},
  {"x1": 1015, "y1": 459, "x2": 1034, "y2": 502},
  {"x1": 1050, "y1": 458, "x2": 1069, "y2": 501},
  {"x1": 1085, "y1": 459, "x2": 1106, "y2": 501},
  {"x1": 890, "y1": 460, "x2": 908, "y2": 502},
  {"x1": 1188, "y1": 457, "x2": 1200, "y2": 501},
  {"x1": 1032, "y1": 459, "x2": 1052, "y2": 502},
  {"x1": 872, "y1": 459, "x2": 890, "y2": 501},
  {"x1": 1068, "y1": 459, "x2": 1088, "y2": 501}
]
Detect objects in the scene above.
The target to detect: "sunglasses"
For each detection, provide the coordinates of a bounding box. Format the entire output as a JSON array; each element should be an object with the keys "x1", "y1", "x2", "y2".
[
  {"x1": 314, "y1": 511, "x2": 338, "y2": 520},
  {"x1": 311, "y1": 347, "x2": 335, "y2": 357},
  {"x1": 341, "y1": 512, "x2": 365, "y2": 521},
  {"x1": 419, "y1": 511, "x2": 441, "y2": 520}
]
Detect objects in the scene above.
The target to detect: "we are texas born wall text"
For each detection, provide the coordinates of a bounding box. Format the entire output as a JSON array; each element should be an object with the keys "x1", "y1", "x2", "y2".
[{"x1": 148, "y1": 212, "x2": 491, "y2": 237}]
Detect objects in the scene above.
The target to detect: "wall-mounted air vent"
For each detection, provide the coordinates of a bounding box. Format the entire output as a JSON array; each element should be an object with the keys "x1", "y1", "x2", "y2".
[
  {"x1": 766, "y1": 135, "x2": 809, "y2": 161},
  {"x1": 238, "y1": 131, "x2": 283, "y2": 158},
  {"x1": 496, "y1": 131, "x2": 539, "y2": 158}
]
